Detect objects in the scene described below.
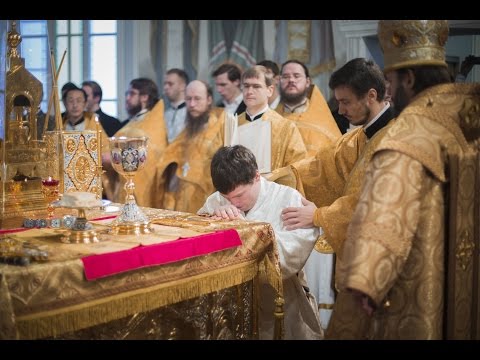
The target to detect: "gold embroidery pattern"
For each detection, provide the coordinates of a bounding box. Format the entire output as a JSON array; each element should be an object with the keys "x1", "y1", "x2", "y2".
[
  {"x1": 63, "y1": 133, "x2": 100, "y2": 194},
  {"x1": 314, "y1": 235, "x2": 334, "y2": 254},
  {"x1": 287, "y1": 20, "x2": 311, "y2": 63},
  {"x1": 1, "y1": 210, "x2": 281, "y2": 339},
  {"x1": 456, "y1": 230, "x2": 474, "y2": 271}
]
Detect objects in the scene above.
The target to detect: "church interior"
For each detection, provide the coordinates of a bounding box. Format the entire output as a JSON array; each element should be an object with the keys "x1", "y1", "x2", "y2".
[{"x1": 0, "y1": 19, "x2": 479, "y2": 341}]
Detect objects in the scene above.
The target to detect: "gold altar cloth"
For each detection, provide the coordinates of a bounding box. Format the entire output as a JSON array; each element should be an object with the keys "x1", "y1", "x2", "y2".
[{"x1": 0, "y1": 207, "x2": 281, "y2": 339}]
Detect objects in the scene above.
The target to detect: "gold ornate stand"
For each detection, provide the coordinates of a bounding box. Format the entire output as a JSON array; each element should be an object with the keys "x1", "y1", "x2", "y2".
[
  {"x1": 109, "y1": 174, "x2": 153, "y2": 235},
  {"x1": 61, "y1": 208, "x2": 99, "y2": 244},
  {"x1": 53, "y1": 200, "x2": 111, "y2": 244}
]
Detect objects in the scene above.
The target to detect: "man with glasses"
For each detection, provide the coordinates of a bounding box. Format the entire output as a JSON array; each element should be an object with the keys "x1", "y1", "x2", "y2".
[
  {"x1": 256, "y1": 60, "x2": 281, "y2": 110},
  {"x1": 276, "y1": 60, "x2": 341, "y2": 156},
  {"x1": 122, "y1": 78, "x2": 161, "y2": 124},
  {"x1": 237, "y1": 65, "x2": 307, "y2": 171},
  {"x1": 109, "y1": 77, "x2": 168, "y2": 205}
]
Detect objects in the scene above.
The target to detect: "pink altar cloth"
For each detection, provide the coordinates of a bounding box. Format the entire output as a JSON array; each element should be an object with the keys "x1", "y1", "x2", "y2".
[{"x1": 81, "y1": 229, "x2": 242, "y2": 280}]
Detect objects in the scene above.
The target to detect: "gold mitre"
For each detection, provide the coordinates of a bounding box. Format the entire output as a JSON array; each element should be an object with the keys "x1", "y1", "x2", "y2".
[{"x1": 378, "y1": 20, "x2": 449, "y2": 72}]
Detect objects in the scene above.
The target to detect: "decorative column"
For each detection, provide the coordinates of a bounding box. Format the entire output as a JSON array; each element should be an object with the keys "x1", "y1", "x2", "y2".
[{"x1": 337, "y1": 20, "x2": 378, "y2": 62}]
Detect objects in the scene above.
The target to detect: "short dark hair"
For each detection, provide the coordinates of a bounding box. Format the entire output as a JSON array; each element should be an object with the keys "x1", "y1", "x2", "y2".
[
  {"x1": 129, "y1": 78, "x2": 160, "y2": 110},
  {"x1": 64, "y1": 85, "x2": 88, "y2": 103},
  {"x1": 280, "y1": 59, "x2": 310, "y2": 78},
  {"x1": 82, "y1": 80, "x2": 103, "y2": 102},
  {"x1": 211, "y1": 145, "x2": 258, "y2": 194},
  {"x1": 166, "y1": 68, "x2": 189, "y2": 85},
  {"x1": 257, "y1": 60, "x2": 280, "y2": 76},
  {"x1": 61, "y1": 82, "x2": 78, "y2": 102},
  {"x1": 212, "y1": 63, "x2": 242, "y2": 82},
  {"x1": 329, "y1": 58, "x2": 386, "y2": 101}
]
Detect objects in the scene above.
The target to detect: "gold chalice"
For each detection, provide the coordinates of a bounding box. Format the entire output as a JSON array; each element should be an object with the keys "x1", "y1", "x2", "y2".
[
  {"x1": 41, "y1": 176, "x2": 60, "y2": 218},
  {"x1": 109, "y1": 136, "x2": 153, "y2": 235}
]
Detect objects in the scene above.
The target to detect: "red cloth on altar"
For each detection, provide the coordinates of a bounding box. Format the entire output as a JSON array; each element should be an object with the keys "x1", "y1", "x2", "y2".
[{"x1": 81, "y1": 229, "x2": 242, "y2": 280}]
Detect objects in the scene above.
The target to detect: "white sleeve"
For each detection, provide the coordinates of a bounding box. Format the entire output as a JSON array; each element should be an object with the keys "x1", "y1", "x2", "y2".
[
  {"x1": 271, "y1": 187, "x2": 319, "y2": 279},
  {"x1": 197, "y1": 192, "x2": 225, "y2": 215}
]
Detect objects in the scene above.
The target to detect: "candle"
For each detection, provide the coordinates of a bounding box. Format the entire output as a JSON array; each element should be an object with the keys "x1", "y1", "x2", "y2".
[{"x1": 42, "y1": 176, "x2": 60, "y2": 187}]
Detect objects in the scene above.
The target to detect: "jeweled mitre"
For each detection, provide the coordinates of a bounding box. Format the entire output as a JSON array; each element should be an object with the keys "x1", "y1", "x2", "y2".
[{"x1": 378, "y1": 20, "x2": 449, "y2": 72}]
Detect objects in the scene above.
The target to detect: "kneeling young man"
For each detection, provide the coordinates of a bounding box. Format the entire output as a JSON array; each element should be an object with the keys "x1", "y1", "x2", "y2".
[{"x1": 198, "y1": 145, "x2": 322, "y2": 340}]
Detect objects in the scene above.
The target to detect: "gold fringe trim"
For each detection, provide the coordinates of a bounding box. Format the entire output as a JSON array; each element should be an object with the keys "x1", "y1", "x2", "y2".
[
  {"x1": 16, "y1": 260, "x2": 260, "y2": 339},
  {"x1": 310, "y1": 59, "x2": 336, "y2": 77},
  {"x1": 258, "y1": 255, "x2": 285, "y2": 340},
  {"x1": 260, "y1": 256, "x2": 284, "y2": 295}
]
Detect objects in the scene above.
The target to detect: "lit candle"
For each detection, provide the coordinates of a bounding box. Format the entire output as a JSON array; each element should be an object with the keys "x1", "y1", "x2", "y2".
[{"x1": 42, "y1": 176, "x2": 60, "y2": 187}]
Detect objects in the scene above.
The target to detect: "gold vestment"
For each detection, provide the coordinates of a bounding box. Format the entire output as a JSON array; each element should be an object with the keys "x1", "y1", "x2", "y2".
[
  {"x1": 336, "y1": 83, "x2": 480, "y2": 339},
  {"x1": 291, "y1": 109, "x2": 395, "y2": 339},
  {"x1": 294, "y1": 109, "x2": 395, "y2": 255},
  {"x1": 152, "y1": 110, "x2": 225, "y2": 214},
  {"x1": 276, "y1": 85, "x2": 341, "y2": 156},
  {"x1": 238, "y1": 108, "x2": 307, "y2": 170},
  {"x1": 112, "y1": 100, "x2": 168, "y2": 207}
]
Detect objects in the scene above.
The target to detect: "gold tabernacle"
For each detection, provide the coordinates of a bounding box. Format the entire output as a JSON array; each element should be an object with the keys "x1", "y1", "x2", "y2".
[{"x1": 0, "y1": 21, "x2": 51, "y2": 228}]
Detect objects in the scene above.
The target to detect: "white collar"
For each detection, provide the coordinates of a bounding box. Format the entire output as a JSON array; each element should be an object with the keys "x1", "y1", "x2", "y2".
[
  {"x1": 246, "y1": 104, "x2": 269, "y2": 120},
  {"x1": 364, "y1": 102, "x2": 390, "y2": 131}
]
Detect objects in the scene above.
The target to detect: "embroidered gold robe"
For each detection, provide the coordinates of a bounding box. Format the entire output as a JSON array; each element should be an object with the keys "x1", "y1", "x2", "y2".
[
  {"x1": 276, "y1": 85, "x2": 341, "y2": 156},
  {"x1": 336, "y1": 83, "x2": 480, "y2": 339},
  {"x1": 291, "y1": 107, "x2": 395, "y2": 336},
  {"x1": 238, "y1": 108, "x2": 307, "y2": 170},
  {"x1": 152, "y1": 110, "x2": 225, "y2": 214},
  {"x1": 111, "y1": 100, "x2": 168, "y2": 207},
  {"x1": 294, "y1": 111, "x2": 395, "y2": 255}
]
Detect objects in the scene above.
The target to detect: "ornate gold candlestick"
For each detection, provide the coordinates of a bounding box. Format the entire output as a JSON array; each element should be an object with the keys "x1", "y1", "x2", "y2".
[
  {"x1": 109, "y1": 136, "x2": 152, "y2": 235},
  {"x1": 41, "y1": 177, "x2": 60, "y2": 218}
]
